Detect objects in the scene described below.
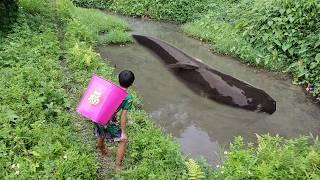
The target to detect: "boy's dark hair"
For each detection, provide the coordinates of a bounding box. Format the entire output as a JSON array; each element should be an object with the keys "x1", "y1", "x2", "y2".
[{"x1": 119, "y1": 70, "x2": 135, "y2": 88}]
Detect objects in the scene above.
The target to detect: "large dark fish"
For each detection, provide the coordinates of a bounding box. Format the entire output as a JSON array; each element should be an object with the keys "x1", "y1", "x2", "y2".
[{"x1": 133, "y1": 34, "x2": 276, "y2": 114}]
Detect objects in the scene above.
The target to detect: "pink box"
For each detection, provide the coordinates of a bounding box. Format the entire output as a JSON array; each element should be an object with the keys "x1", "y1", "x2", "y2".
[{"x1": 76, "y1": 74, "x2": 128, "y2": 125}]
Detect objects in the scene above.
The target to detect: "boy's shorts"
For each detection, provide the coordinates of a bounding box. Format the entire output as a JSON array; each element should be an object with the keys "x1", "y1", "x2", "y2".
[{"x1": 94, "y1": 121, "x2": 122, "y2": 142}]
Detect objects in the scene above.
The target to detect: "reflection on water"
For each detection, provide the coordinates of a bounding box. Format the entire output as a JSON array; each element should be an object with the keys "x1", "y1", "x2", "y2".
[
  {"x1": 98, "y1": 16, "x2": 320, "y2": 165},
  {"x1": 177, "y1": 125, "x2": 220, "y2": 165}
]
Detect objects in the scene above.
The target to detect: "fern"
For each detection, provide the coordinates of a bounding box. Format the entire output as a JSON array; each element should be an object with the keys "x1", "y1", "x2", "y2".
[{"x1": 186, "y1": 159, "x2": 205, "y2": 180}]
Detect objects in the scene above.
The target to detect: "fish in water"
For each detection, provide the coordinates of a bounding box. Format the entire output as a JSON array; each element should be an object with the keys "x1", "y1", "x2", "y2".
[{"x1": 133, "y1": 34, "x2": 276, "y2": 114}]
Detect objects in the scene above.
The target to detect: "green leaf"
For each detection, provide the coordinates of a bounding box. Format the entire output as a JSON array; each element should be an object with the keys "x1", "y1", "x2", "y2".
[
  {"x1": 274, "y1": 39, "x2": 281, "y2": 47},
  {"x1": 315, "y1": 39, "x2": 320, "y2": 48},
  {"x1": 315, "y1": 54, "x2": 320, "y2": 62},
  {"x1": 282, "y1": 43, "x2": 292, "y2": 51},
  {"x1": 310, "y1": 62, "x2": 318, "y2": 69}
]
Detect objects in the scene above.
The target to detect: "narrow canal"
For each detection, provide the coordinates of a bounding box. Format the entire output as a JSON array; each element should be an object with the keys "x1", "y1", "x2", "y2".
[{"x1": 98, "y1": 17, "x2": 320, "y2": 165}]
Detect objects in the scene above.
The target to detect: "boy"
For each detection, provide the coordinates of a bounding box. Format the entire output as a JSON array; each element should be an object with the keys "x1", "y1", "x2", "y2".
[{"x1": 94, "y1": 70, "x2": 135, "y2": 171}]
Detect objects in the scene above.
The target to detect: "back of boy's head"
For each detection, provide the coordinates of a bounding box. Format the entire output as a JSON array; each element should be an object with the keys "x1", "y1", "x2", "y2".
[{"x1": 119, "y1": 70, "x2": 135, "y2": 88}]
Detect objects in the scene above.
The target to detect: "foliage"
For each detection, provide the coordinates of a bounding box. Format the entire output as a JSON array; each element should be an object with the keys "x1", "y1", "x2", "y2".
[
  {"x1": 72, "y1": 0, "x2": 111, "y2": 9},
  {"x1": 118, "y1": 111, "x2": 188, "y2": 179},
  {"x1": 74, "y1": 0, "x2": 213, "y2": 23},
  {"x1": 56, "y1": 0, "x2": 74, "y2": 20},
  {"x1": 182, "y1": 0, "x2": 320, "y2": 96},
  {"x1": 214, "y1": 135, "x2": 320, "y2": 179},
  {"x1": 0, "y1": 0, "x2": 18, "y2": 33},
  {"x1": 186, "y1": 159, "x2": 205, "y2": 180},
  {"x1": 99, "y1": 30, "x2": 133, "y2": 45},
  {"x1": 0, "y1": 0, "x2": 97, "y2": 178},
  {"x1": 65, "y1": 7, "x2": 131, "y2": 46},
  {"x1": 19, "y1": 0, "x2": 51, "y2": 16},
  {"x1": 72, "y1": 7, "x2": 128, "y2": 33},
  {"x1": 241, "y1": 0, "x2": 320, "y2": 94},
  {"x1": 183, "y1": 16, "x2": 266, "y2": 67},
  {"x1": 60, "y1": 1, "x2": 188, "y2": 179}
]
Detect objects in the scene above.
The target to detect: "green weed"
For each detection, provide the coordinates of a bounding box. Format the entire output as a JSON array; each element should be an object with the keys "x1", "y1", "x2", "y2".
[
  {"x1": 0, "y1": 0, "x2": 18, "y2": 33},
  {"x1": 0, "y1": 0, "x2": 97, "y2": 178},
  {"x1": 99, "y1": 30, "x2": 133, "y2": 45},
  {"x1": 214, "y1": 135, "x2": 320, "y2": 179},
  {"x1": 60, "y1": 1, "x2": 188, "y2": 178}
]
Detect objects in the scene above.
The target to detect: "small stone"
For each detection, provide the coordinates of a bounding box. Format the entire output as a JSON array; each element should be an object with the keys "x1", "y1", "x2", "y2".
[{"x1": 224, "y1": 151, "x2": 228, "y2": 155}]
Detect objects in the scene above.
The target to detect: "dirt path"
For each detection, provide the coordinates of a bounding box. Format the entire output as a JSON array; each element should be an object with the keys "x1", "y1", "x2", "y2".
[{"x1": 52, "y1": 1, "x2": 113, "y2": 179}]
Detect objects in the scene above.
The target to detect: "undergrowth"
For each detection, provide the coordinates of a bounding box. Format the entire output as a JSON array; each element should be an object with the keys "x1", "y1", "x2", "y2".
[
  {"x1": 183, "y1": 0, "x2": 320, "y2": 96},
  {"x1": 58, "y1": 0, "x2": 188, "y2": 179},
  {"x1": 0, "y1": 0, "x2": 97, "y2": 178}
]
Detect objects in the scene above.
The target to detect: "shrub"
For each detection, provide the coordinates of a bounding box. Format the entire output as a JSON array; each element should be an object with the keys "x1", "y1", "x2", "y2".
[
  {"x1": 0, "y1": 0, "x2": 98, "y2": 178},
  {"x1": 99, "y1": 0, "x2": 212, "y2": 23},
  {"x1": 72, "y1": 7, "x2": 128, "y2": 33},
  {"x1": 214, "y1": 135, "x2": 320, "y2": 179},
  {"x1": 0, "y1": 0, "x2": 18, "y2": 33},
  {"x1": 72, "y1": 0, "x2": 111, "y2": 9},
  {"x1": 242, "y1": 0, "x2": 320, "y2": 93},
  {"x1": 99, "y1": 30, "x2": 133, "y2": 44},
  {"x1": 183, "y1": 16, "x2": 265, "y2": 67}
]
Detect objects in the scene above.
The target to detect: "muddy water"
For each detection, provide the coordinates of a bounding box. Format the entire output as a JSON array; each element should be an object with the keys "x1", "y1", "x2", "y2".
[{"x1": 98, "y1": 17, "x2": 320, "y2": 166}]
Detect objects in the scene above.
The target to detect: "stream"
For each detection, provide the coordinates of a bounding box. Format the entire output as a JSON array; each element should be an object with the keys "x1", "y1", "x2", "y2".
[{"x1": 98, "y1": 17, "x2": 320, "y2": 166}]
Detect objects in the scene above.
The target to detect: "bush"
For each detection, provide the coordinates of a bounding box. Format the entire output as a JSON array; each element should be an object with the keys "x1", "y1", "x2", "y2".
[
  {"x1": 99, "y1": 30, "x2": 133, "y2": 44},
  {"x1": 0, "y1": 0, "x2": 98, "y2": 178},
  {"x1": 182, "y1": 13, "x2": 266, "y2": 67},
  {"x1": 84, "y1": 0, "x2": 213, "y2": 23},
  {"x1": 214, "y1": 135, "x2": 320, "y2": 179},
  {"x1": 72, "y1": 0, "x2": 111, "y2": 9},
  {"x1": 0, "y1": 0, "x2": 18, "y2": 33},
  {"x1": 19, "y1": 0, "x2": 51, "y2": 15},
  {"x1": 62, "y1": 4, "x2": 188, "y2": 178},
  {"x1": 241, "y1": 0, "x2": 320, "y2": 93},
  {"x1": 72, "y1": 7, "x2": 128, "y2": 33}
]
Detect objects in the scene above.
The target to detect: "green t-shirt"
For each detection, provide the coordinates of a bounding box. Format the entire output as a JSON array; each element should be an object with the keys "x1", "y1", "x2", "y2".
[
  {"x1": 98, "y1": 94, "x2": 133, "y2": 132},
  {"x1": 118, "y1": 94, "x2": 133, "y2": 111}
]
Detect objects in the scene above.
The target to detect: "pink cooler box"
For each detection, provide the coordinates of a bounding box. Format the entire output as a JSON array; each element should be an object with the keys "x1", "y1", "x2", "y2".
[{"x1": 76, "y1": 75, "x2": 128, "y2": 125}]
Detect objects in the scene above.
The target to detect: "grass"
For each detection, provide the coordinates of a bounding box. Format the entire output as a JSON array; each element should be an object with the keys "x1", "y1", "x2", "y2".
[
  {"x1": 0, "y1": 0, "x2": 97, "y2": 178},
  {"x1": 72, "y1": 7, "x2": 129, "y2": 33},
  {"x1": 99, "y1": 30, "x2": 133, "y2": 45},
  {"x1": 58, "y1": 1, "x2": 189, "y2": 179}
]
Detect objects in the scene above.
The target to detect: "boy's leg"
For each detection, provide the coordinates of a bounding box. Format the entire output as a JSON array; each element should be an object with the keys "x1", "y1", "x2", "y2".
[
  {"x1": 96, "y1": 136, "x2": 107, "y2": 157},
  {"x1": 94, "y1": 123, "x2": 108, "y2": 157},
  {"x1": 115, "y1": 140, "x2": 127, "y2": 170}
]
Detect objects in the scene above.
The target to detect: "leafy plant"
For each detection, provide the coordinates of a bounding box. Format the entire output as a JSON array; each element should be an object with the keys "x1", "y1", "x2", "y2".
[
  {"x1": 99, "y1": 30, "x2": 133, "y2": 45},
  {"x1": 0, "y1": 0, "x2": 97, "y2": 178},
  {"x1": 241, "y1": 0, "x2": 320, "y2": 94},
  {"x1": 0, "y1": 0, "x2": 18, "y2": 33},
  {"x1": 186, "y1": 159, "x2": 205, "y2": 180},
  {"x1": 214, "y1": 135, "x2": 320, "y2": 179},
  {"x1": 72, "y1": 0, "x2": 111, "y2": 9}
]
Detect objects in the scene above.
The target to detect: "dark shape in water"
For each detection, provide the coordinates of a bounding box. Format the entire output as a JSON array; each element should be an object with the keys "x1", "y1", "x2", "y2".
[{"x1": 133, "y1": 34, "x2": 276, "y2": 114}]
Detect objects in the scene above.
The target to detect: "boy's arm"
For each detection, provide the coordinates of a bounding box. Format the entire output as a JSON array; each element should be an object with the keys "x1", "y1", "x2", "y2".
[{"x1": 119, "y1": 110, "x2": 128, "y2": 141}]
